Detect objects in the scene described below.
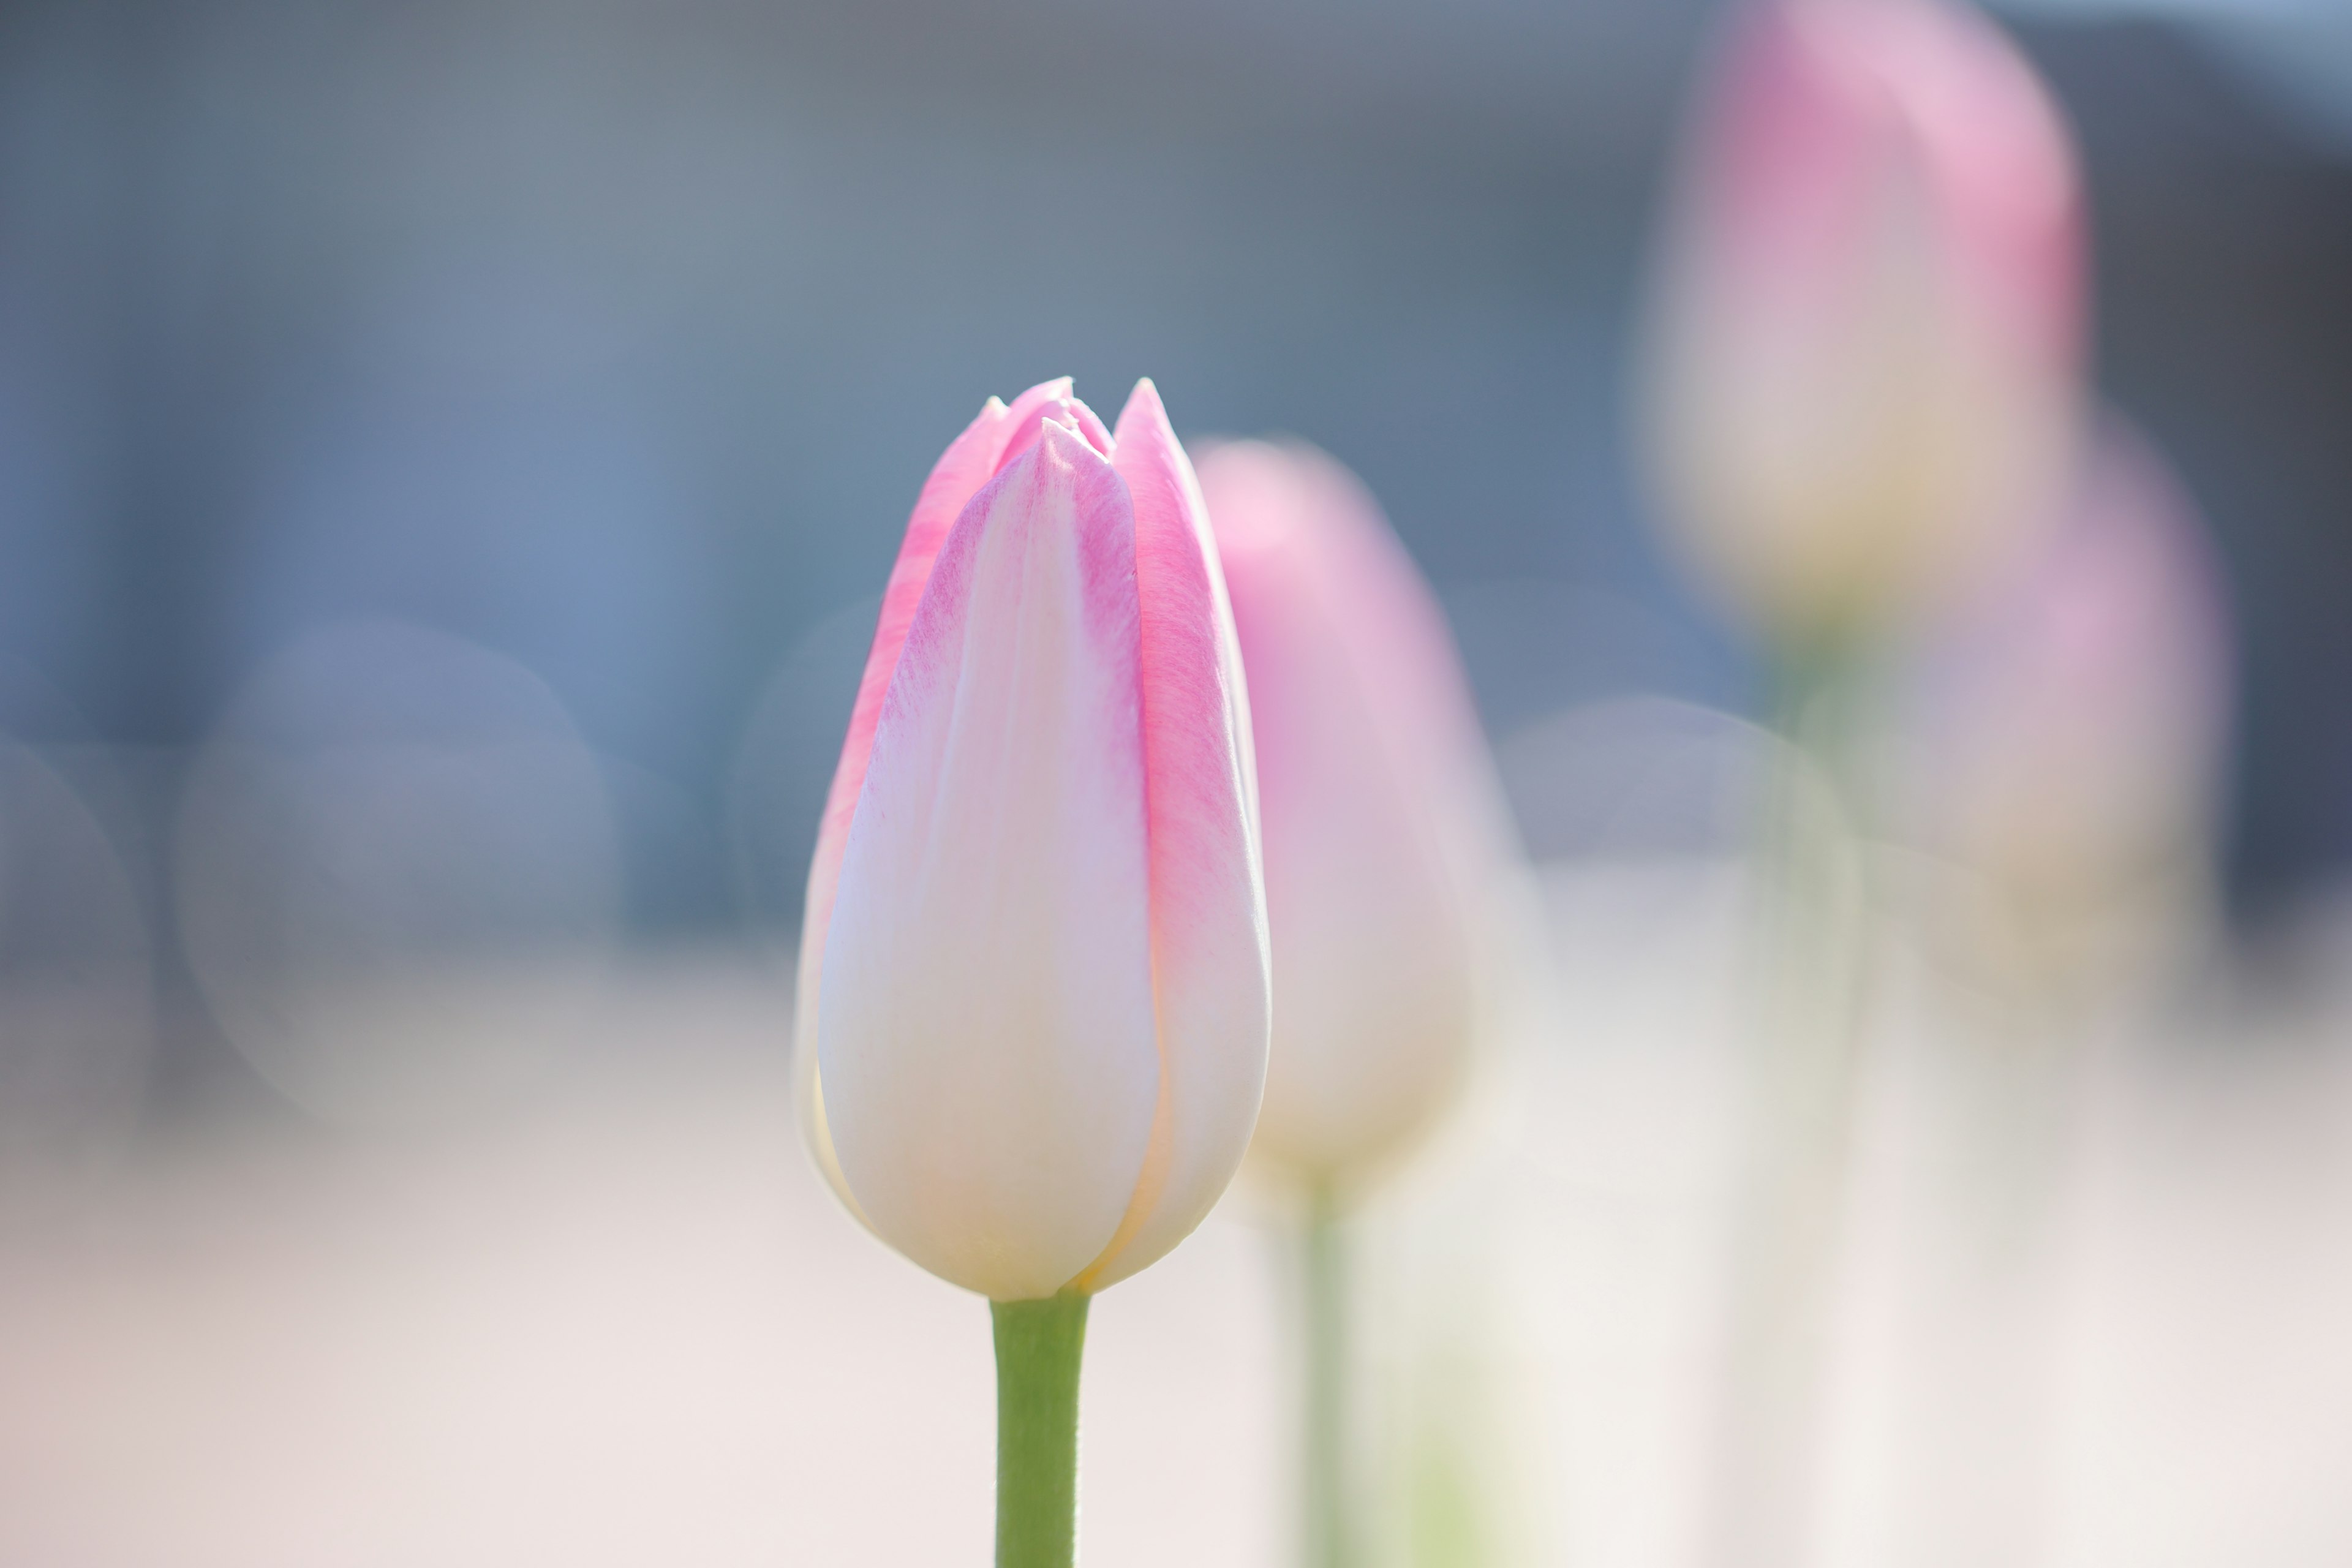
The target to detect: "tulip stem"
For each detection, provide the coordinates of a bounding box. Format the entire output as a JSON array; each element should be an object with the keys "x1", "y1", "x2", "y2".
[
  {"x1": 1303, "y1": 1186, "x2": 1352, "y2": 1568},
  {"x1": 993, "y1": 1292, "x2": 1091, "y2": 1568},
  {"x1": 1703, "y1": 646, "x2": 1877, "y2": 1568}
]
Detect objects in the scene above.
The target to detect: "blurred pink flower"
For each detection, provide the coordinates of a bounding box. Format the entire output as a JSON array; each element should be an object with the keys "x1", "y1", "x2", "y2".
[
  {"x1": 1897, "y1": 418, "x2": 2233, "y2": 967},
  {"x1": 1641, "y1": 0, "x2": 2087, "y2": 644},
  {"x1": 797, "y1": 378, "x2": 1270, "y2": 1301},
  {"x1": 1197, "y1": 441, "x2": 1527, "y2": 1193}
]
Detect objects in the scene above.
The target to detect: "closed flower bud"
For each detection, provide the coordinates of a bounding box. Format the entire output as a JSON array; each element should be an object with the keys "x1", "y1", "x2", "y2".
[
  {"x1": 1641, "y1": 0, "x2": 2087, "y2": 645},
  {"x1": 797, "y1": 379, "x2": 1271, "y2": 1302},
  {"x1": 1196, "y1": 441, "x2": 1527, "y2": 1194},
  {"x1": 1894, "y1": 419, "x2": 2231, "y2": 980}
]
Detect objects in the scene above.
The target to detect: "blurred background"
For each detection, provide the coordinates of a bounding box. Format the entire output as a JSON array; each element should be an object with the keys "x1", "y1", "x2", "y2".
[{"x1": 0, "y1": 0, "x2": 2348, "y2": 1563}]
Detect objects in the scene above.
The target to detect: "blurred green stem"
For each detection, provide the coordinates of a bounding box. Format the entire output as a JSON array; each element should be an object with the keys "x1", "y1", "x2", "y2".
[
  {"x1": 1704, "y1": 642, "x2": 1878, "y2": 1568},
  {"x1": 1304, "y1": 1184, "x2": 1351, "y2": 1568},
  {"x1": 993, "y1": 1292, "x2": 1090, "y2": 1568},
  {"x1": 1770, "y1": 638, "x2": 1864, "y2": 786}
]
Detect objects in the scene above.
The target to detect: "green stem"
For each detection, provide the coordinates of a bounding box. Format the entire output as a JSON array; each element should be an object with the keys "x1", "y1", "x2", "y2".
[
  {"x1": 993, "y1": 1292, "x2": 1090, "y2": 1568},
  {"x1": 1303, "y1": 1186, "x2": 1350, "y2": 1568},
  {"x1": 1704, "y1": 644, "x2": 1879, "y2": 1568}
]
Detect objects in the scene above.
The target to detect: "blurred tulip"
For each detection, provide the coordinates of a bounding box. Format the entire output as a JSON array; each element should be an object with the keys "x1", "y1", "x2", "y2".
[
  {"x1": 1640, "y1": 0, "x2": 2086, "y2": 646},
  {"x1": 1833, "y1": 422, "x2": 2229, "y2": 1568},
  {"x1": 796, "y1": 377, "x2": 1270, "y2": 1304},
  {"x1": 1197, "y1": 440, "x2": 1525, "y2": 1194},
  {"x1": 1894, "y1": 418, "x2": 2233, "y2": 983},
  {"x1": 1198, "y1": 440, "x2": 1530, "y2": 1568}
]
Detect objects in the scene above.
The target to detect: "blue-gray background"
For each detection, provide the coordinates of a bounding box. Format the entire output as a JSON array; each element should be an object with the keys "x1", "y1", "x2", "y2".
[{"x1": 1, "y1": 0, "x2": 2346, "y2": 938}]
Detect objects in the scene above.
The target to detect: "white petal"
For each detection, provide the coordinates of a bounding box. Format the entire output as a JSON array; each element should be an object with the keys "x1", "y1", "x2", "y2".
[{"x1": 818, "y1": 424, "x2": 1161, "y2": 1301}]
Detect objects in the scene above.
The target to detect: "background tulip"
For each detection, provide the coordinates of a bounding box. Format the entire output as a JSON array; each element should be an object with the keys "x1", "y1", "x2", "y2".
[
  {"x1": 1892, "y1": 417, "x2": 2233, "y2": 989},
  {"x1": 1196, "y1": 440, "x2": 1525, "y2": 1196},
  {"x1": 1196, "y1": 439, "x2": 1532, "y2": 1568},
  {"x1": 1637, "y1": 11, "x2": 2092, "y2": 1562},
  {"x1": 795, "y1": 377, "x2": 1269, "y2": 1305},
  {"x1": 1822, "y1": 421, "x2": 2233, "y2": 1568},
  {"x1": 1639, "y1": 0, "x2": 2087, "y2": 647}
]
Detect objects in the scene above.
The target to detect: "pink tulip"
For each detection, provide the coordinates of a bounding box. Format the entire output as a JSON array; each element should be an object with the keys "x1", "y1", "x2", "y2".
[
  {"x1": 1196, "y1": 441, "x2": 1525, "y2": 1191},
  {"x1": 797, "y1": 378, "x2": 1271, "y2": 1302},
  {"x1": 1898, "y1": 418, "x2": 2231, "y2": 960},
  {"x1": 1642, "y1": 0, "x2": 2087, "y2": 643}
]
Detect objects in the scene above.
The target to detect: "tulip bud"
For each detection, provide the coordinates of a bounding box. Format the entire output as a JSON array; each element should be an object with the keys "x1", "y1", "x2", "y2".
[
  {"x1": 797, "y1": 379, "x2": 1271, "y2": 1302},
  {"x1": 1893, "y1": 419, "x2": 2231, "y2": 982},
  {"x1": 1195, "y1": 441, "x2": 1526, "y2": 1194},
  {"x1": 1640, "y1": 0, "x2": 2086, "y2": 647}
]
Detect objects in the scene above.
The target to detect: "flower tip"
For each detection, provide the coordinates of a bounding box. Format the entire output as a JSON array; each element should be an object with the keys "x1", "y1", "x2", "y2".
[
  {"x1": 1120, "y1": 376, "x2": 1167, "y2": 427},
  {"x1": 1034, "y1": 407, "x2": 1117, "y2": 470},
  {"x1": 1110, "y1": 379, "x2": 1189, "y2": 469},
  {"x1": 1017, "y1": 375, "x2": 1076, "y2": 405},
  {"x1": 1063, "y1": 395, "x2": 1116, "y2": 459},
  {"x1": 990, "y1": 377, "x2": 1119, "y2": 477}
]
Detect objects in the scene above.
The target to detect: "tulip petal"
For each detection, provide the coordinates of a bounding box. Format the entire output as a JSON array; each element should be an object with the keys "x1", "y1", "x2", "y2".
[
  {"x1": 1077, "y1": 379, "x2": 1271, "y2": 1290},
  {"x1": 796, "y1": 379, "x2": 1076, "y2": 1216},
  {"x1": 994, "y1": 390, "x2": 1116, "y2": 477},
  {"x1": 818, "y1": 422, "x2": 1163, "y2": 1301}
]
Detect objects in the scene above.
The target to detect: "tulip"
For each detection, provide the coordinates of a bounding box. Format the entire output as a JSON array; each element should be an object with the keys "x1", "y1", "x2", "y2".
[
  {"x1": 1640, "y1": 12, "x2": 2088, "y2": 1562},
  {"x1": 1841, "y1": 422, "x2": 2230, "y2": 1568},
  {"x1": 1194, "y1": 439, "x2": 1529, "y2": 1568},
  {"x1": 1640, "y1": 0, "x2": 2086, "y2": 648},
  {"x1": 1194, "y1": 440, "x2": 1521, "y2": 1194},
  {"x1": 1896, "y1": 418, "x2": 2231, "y2": 986},
  {"x1": 793, "y1": 377, "x2": 1268, "y2": 1568}
]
